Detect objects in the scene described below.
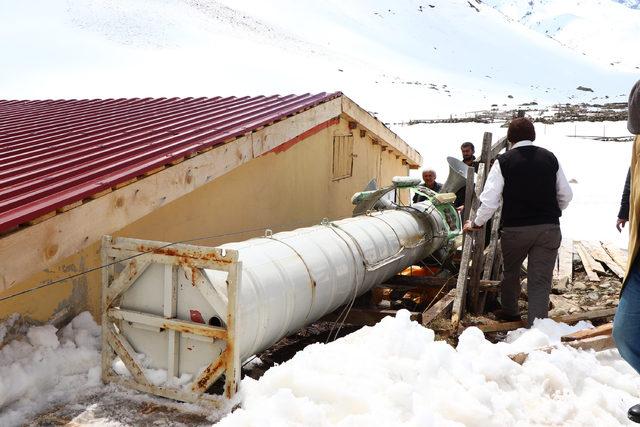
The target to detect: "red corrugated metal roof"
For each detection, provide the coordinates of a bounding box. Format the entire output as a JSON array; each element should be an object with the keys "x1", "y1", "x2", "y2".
[{"x1": 0, "y1": 92, "x2": 342, "y2": 234}]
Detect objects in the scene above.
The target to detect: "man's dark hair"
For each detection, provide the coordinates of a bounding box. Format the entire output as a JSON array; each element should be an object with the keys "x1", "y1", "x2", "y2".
[
  {"x1": 507, "y1": 118, "x2": 536, "y2": 143},
  {"x1": 460, "y1": 142, "x2": 474, "y2": 151}
]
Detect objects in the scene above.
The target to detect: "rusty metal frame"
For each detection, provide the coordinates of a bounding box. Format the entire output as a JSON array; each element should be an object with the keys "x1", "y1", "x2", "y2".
[{"x1": 100, "y1": 235, "x2": 242, "y2": 406}]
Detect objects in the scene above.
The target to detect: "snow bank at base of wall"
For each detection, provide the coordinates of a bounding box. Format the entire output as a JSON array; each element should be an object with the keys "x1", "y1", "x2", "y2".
[
  {"x1": 0, "y1": 312, "x2": 101, "y2": 427},
  {"x1": 219, "y1": 310, "x2": 640, "y2": 427}
]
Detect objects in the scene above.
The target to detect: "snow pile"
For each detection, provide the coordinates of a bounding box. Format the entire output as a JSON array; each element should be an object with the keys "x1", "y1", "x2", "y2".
[
  {"x1": 219, "y1": 310, "x2": 639, "y2": 426},
  {"x1": 112, "y1": 355, "x2": 193, "y2": 388},
  {"x1": 0, "y1": 313, "x2": 18, "y2": 344},
  {"x1": 0, "y1": 312, "x2": 102, "y2": 427}
]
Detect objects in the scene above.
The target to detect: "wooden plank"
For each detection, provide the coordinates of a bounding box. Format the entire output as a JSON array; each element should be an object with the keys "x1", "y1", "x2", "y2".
[
  {"x1": 478, "y1": 136, "x2": 508, "y2": 163},
  {"x1": 561, "y1": 322, "x2": 613, "y2": 342},
  {"x1": 582, "y1": 241, "x2": 624, "y2": 278},
  {"x1": 422, "y1": 289, "x2": 455, "y2": 326},
  {"x1": 482, "y1": 201, "x2": 502, "y2": 281},
  {"x1": 509, "y1": 334, "x2": 615, "y2": 364},
  {"x1": 0, "y1": 97, "x2": 343, "y2": 293},
  {"x1": 602, "y1": 241, "x2": 629, "y2": 274},
  {"x1": 470, "y1": 132, "x2": 492, "y2": 314},
  {"x1": 462, "y1": 166, "x2": 474, "y2": 223},
  {"x1": 574, "y1": 241, "x2": 602, "y2": 282},
  {"x1": 452, "y1": 161, "x2": 487, "y2": 327},
  {"x1": 476, "y1": 307, "x2": 616, "y2": 333},
  {"x1": 554, "y1": 238, "x2": 573, "y2": 290}
]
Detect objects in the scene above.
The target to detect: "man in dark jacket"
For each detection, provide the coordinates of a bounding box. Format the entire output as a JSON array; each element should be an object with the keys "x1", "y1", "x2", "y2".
[
  {"x1": 454, "y1": 142, "x2": 479, "y2": 208},
  {"x1": 463, "y1": 118, "x2": 573, "y2": 326}
]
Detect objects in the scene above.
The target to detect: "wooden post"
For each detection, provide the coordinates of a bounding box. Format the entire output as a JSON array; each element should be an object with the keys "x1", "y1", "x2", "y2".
[
  {"x1": 452, "y1": 163, "x2": 487, "y2": 329},
  {"x1": 469, "y1": 132, "x2": 493, "y2": 314},
  {"x1": 462, "y1": 167, "x2": 474, "y2": 223}
]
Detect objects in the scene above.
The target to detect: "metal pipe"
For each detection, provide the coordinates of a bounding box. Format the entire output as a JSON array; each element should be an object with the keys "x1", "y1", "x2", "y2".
[{"x1": 205, "y1": 202, "x2": 452, "y2": 361}]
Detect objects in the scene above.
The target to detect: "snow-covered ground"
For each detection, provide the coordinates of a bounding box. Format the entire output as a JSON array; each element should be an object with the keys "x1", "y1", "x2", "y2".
[
  {"x1": 1, "y1": 311, "x2": 638, "y2": 426},
  {"x1": 393, "y1": 120, "x2": 633, "y2": 246}
]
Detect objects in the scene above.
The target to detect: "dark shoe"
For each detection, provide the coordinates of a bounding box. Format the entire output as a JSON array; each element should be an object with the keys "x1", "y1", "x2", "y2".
[
  {"x1": 628, "y1": 404, "x2": 640, "y2": 423},
  {"x1": 493, "y1": 309, "x2": 522, "y2": 322}
]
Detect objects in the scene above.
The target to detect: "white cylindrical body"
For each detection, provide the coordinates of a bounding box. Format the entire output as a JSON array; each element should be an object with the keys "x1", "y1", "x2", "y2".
[{"x1": 204, "y1": 205, "x2": 448, "y2": 361}]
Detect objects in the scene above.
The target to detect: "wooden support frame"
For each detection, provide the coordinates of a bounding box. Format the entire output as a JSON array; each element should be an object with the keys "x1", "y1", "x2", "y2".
[
  {"x1": 101, "y1": 236, "x2": 242, "y2": 406},
  {"x1": 452, "y1": 163, "x2": 486, "y2": 328}
]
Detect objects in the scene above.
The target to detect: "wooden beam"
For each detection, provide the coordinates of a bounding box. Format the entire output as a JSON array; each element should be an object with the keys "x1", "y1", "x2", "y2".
[
  {"x1": 509, "y1": 334, "x2": 615, "y2": 365},
  {"x1": 561, "y1": 322, "x2": 612, "y2": 342},
  {"x1": 452, "y1": 162, "x2": 487, "y2": 328},
  {"x1": 476, "y1": 308, "x2": 616, "y2": 333},
  {"x1": 482, "y1": 200, "x2": 502, "y2": 281},
  {"x1": 462, "y1": 166, "x2": 474, "y2": 223},
  {"x1": 582, "y1": 241, "x2": 624, "y2": 278},
  {"x1": 480, "y1": 136, "x2": 508, "y2": 161},
  {"x1": 422, "y1": 289, "x2": 455, "y2": 326},
  {"x1": 469, "y1": 133, "x2": 493, "y2": 313},
  {"x1": 574, "y1": 241, "x2": 602, "y2": 282},
  {"x1": 341, "y1": 96, "x2": 421, "y2": 167},
  {"x1": 0, "y1": 97, "x2": 342, "y2": 293},
  {"x1": 602, "y1": 242, "x2": 628, "y2": 273},
  {"x1": 554, "y1": 238, "x2": 573, "y2": 290}
]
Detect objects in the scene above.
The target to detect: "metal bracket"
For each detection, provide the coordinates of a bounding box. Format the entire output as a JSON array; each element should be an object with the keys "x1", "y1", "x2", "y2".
[{"x1": 100, "y1": 236, "x2": 242, "y2": 406}]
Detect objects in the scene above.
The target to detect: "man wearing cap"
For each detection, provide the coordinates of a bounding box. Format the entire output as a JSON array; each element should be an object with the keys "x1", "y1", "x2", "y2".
[
  {"x1": 463, "y1": 117, "x2": 573, "y2": 326},
  {"x1": 613, "y1": 79, "x2": 640, "y2": 424}
]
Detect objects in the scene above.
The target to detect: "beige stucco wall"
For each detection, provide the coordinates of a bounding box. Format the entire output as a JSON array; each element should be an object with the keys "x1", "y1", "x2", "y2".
[{"x1": 0, "y1": 116, "x2": 410, "y2": 324}]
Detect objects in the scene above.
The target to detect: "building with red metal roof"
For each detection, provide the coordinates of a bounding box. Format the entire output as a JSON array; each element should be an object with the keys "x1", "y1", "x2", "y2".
[{"x1": 0, "y1": 92, "x2": 421, "y2": 323}]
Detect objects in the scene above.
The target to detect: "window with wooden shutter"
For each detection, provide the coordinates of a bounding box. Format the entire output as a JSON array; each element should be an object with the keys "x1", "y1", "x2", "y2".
[{"x1": 332, "y1": 134, "x2": 354, "y2": 180}]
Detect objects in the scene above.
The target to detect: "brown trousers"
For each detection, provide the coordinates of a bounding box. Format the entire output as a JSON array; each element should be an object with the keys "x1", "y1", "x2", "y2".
[{"x1": 500, "y1": 223, "x2": 562, "y2": 326}]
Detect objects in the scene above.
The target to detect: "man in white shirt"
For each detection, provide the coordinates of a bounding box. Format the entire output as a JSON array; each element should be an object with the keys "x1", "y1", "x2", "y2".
[{"x1": 463, "y1": 117, "x2": 573, "y2": 326}]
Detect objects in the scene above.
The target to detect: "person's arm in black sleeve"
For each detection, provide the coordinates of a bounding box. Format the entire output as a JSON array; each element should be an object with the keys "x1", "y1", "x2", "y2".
[{"x1": 617, "y1": 167, "x2": 631, "y2": 232}]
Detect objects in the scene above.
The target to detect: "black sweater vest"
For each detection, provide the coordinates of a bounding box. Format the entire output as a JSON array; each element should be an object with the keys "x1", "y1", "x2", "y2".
[{"x1": 497, "y1": 145, "x2": 561, "y2": 227}]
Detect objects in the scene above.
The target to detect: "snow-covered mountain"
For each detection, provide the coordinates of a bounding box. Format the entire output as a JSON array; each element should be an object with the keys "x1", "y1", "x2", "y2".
[
  {"x1": 0, "y1": 0, "x2": 636, "y2": 120},
  {"x1": 614, "y1": 0, "x2": 640, "y2": 9},
  {"x1": 483, "y1": 0, "x2": 640, "y2": 72}
]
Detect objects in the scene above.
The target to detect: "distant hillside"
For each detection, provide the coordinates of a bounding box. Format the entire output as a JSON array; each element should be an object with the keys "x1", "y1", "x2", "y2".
[
  {"x1": 483, "y1": 0, "x2": 640, "y2": 72},
  {"x1": 0, "y1": 0, "x2": 636, "y2": 119}
]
